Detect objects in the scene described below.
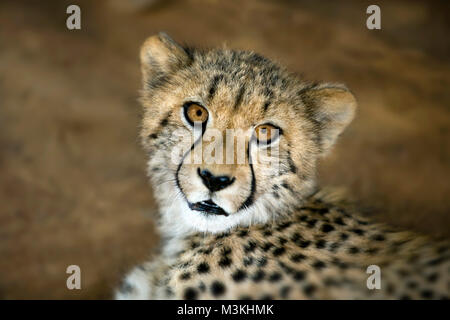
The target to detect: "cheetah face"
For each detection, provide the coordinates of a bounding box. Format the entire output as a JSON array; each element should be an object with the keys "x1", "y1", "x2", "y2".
[{"x1": 139, "y1": 33, "x2": 356, "y2": 234}]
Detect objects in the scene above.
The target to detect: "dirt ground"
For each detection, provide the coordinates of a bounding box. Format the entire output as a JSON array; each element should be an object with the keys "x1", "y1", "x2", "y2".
[{"x1": 0, "y1": 0, "x2": 449, "y2": 299}]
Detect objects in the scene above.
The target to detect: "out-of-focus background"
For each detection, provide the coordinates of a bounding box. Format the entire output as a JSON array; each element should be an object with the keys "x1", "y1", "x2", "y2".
[{"x1": 0, "y1": 0, "x2": 449, "y2": 299}]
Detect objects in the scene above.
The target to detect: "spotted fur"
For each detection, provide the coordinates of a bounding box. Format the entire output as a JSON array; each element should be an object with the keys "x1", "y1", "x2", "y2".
[{"x1": 115, "y1": 33, "x2": 449, "y2": 300}]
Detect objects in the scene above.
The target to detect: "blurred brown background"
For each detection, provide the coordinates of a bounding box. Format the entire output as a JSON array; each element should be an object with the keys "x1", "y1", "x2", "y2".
[{"x1": 0, "y1": 0, "x2": 449, "y2": 299}]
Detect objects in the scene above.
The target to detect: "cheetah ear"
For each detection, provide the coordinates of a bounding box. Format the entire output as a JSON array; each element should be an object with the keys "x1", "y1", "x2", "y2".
[
  {"x1": 140, "y1": 32, "x2": 191, "y2": 89},
  {"x1": 302, "y1": 84, "x2": 357, "y2": 155}
]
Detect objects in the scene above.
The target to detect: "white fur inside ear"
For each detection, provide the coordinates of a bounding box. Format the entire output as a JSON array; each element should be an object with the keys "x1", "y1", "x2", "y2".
[
  {"x1": 140, "y1": 33, "x2": 190, "y2": 85},
  {"x1": 307, "y1": 87, "x2": 357, "y2": 154}
]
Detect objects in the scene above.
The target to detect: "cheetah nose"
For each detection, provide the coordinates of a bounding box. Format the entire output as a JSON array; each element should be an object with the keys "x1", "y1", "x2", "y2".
[{"x1": 197, "y1": 168, "x2": 235, "y2": 192}]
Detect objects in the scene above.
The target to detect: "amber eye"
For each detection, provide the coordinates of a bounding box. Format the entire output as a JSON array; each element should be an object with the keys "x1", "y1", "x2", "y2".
[
  {"x1": 254, "y1": 123, "x2": 281, "y2": 144},
  {"x1": 184, "y1": 103, "x2": 209, "y2": 125}
]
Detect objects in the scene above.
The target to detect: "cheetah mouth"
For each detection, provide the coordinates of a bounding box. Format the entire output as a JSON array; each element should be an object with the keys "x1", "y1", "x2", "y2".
[{"x1": 189, "y1": 200, "x2": 229, "y2": 216}]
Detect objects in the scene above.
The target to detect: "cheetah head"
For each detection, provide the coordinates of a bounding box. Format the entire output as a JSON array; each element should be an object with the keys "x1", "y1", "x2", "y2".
[{"x1": 139, "y1": 33, "x2": 356, "y2": 235}]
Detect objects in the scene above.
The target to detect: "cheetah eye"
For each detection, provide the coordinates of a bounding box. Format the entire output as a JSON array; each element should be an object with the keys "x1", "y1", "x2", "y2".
[
  {"x1": 254, "y1": 123, "x2": 281, "y2": 144},
  {"x1": 183, "y1": 102, "x2": 209, "y2": 126}
]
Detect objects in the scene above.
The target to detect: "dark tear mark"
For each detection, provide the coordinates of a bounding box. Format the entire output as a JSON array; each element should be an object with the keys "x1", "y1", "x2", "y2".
[
  {"x1": 237, "y1": 142, "x2": 256, "y2": 212},
  {"x1": 175, "y1": 118, "x2": 208, "y2": 201}
]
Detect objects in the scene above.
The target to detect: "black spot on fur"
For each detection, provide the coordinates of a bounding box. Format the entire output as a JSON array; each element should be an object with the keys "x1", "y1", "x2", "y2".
[
  {"x1": 251, "y1": 269, "x2": 265, "y2": 282},
  {"x1": 211, "y1": 281, "x2": 226, "y2": 297},
  {"x1": 291, "y1": 253, "x2": 306, "y2": 263},
  {"x1": 232, "y1": 269, "x2": 247, "y2": 282},
  {"x1": 272, "y1": 247, "x2": 286, "y2": 256},
  {"x1": 199, "y1": 247, "x2": 212, "y2": 255},
  {"x1": 277, "y1": 221, "x2": 292, "y2": 231},
  {"x1": 262, "y1": 242, "x2": 274, "y2": 252},
  {"x1": 184, "y1": 287, "x2": 198, "y2": 300},
  {"x1": 350, "y1": 228, "x2": 365, "y2": 236},
  {"x1": 301, "y1": 206, "x2": 329, "y2": 215},
  {"x1": 321, "y1": 224, "x2": 335, "y2": 233},
  {"x1": 421, "y1": 290, "x2": 434, "y2": 299},
  {"x1": 219, "y1": 256, "x2": 232, "y2": 268},
  {"x1": 280, "y1": 286, "x2": 291, "y2": 298},
  {"x1": 243, "y1": 257, "x2": 254, "y2": 267},
  {"x1": 278, "y1": 261, "x2": 294, "y2": 274},
  {"x1": 191, "y1": 242, "x2": 200, "y2": 249},
  {"x1": 328, "y1": 242, "x2": 341, "y2": 252},
  {"x1": 307, "y1": 219, "x2": 318, "y2": 228},
  {"x1": 340, "y1": 233, "x2": 349, "y2": 241},
  {"x1": 312, "y1": 260, "x2": 326, "y2": 270},
  {"x1": 180, "y1": 272, "x2": 191, "y2": 280},
  {"x1": 426, "y1": 256, "x2": 446, "y2": 266},
  {"x1": 256, "y1": 256, "x2": 268, "y2": 267},
  {"x1": 290, "y1": 232, "x2": 301, "y2": 242},
  {"x1": 197, "y1": 262, "x2": 210, "y2": 274},
  {"x1": 179, "y1": 261, "x2": 192, "y2": 269},
  {"x1": 238, "y1": 229, "x2": 249, "y2": 237},
  {"x1": 348, "y1": 247, "x2": 360, "y2": 254},
  {"x1": 356, "y1": 219, "x2": 369, "y2": 225},
  {"x1": 315, "y1": 239, "x2": 326, "y2": 249},
  {"x1": 281, "y1": 182, "x2": 294, "y2": 193},
  {"x1": 297, "y1": 240, "x2": 311, "y2": 248},
  {"x1": 427, "y1": 273, "x2": 439, "y2": 283},
  {"x1": 372, "y1": 234, "x2": 386, "y2": 241},
  {"x1": 159, "y1": 114, "x2": 170, "y2": 127},
  {"x1": 221, "y1": 246, "x2": 232, "y2": 255},
  {"x1": 293, "y1": 271, "x2": 306, "y2": 281},
  {"x1": 215, "y1": 233, "x2": 230, "y2": 240},
  {"x1": 269, "y1": 272, "x2": 282, "y2": 282},
  {"x1": 303, "y1": 284, "x2": 317, "y2": 297},
  {"x1": 244, "y1": 240, "x2": 257, "y2": 253}
]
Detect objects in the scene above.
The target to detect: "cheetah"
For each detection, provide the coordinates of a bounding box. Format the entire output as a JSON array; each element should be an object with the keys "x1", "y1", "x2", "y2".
[{"x1": 115, "y1": 33, "x2": 449, "y2": 300}]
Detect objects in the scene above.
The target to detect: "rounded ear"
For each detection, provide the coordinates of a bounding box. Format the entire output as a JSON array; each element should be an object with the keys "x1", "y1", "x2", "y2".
[
  {"x1": 140, "y1": 32, "x2": 191, "y2": 90},
  {"x1": 301, "y1": 84, "x2": 357, "y2": 154}
]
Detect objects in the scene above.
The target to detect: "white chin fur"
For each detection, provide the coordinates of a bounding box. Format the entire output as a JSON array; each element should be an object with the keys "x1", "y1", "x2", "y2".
[{"x1": 160, "y1": 196, "x2": 271, "y2": 235}]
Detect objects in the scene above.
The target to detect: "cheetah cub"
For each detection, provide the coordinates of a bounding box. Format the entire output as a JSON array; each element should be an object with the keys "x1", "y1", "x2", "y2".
[{"x1": 116, "y1": 33, "x2": 449, "y2": 300}]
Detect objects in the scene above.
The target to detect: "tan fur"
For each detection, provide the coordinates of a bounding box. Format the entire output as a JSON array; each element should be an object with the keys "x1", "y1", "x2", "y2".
[{"x1": 115, "y1": 33, "x2": 449, "y2": 300}]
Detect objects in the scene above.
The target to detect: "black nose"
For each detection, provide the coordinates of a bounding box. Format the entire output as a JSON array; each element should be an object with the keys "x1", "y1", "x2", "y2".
[{"x1": 197, "y1": 168, "x2": 235, "y2": 192}]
